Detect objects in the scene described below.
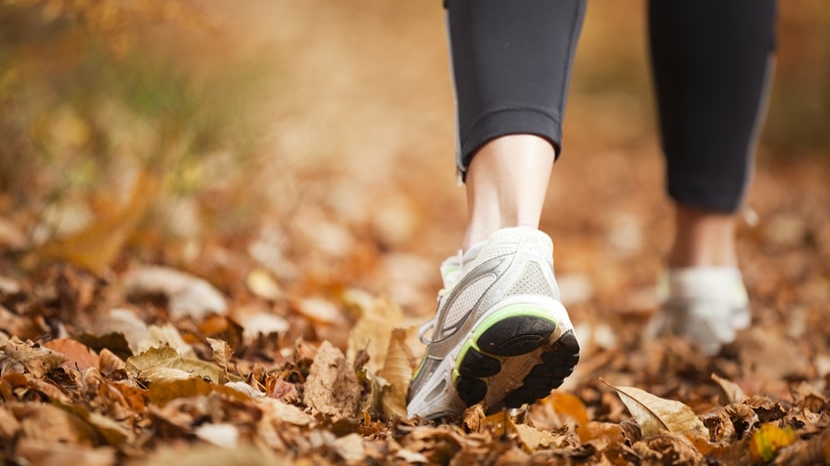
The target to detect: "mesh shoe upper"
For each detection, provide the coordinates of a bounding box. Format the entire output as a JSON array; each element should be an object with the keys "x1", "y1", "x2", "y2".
[
  {"x1": 407, "y1": 226, "x2": 577, "y2": 420},
  {"x1": 655, "y1": 266, "x2": 750, "y2": 355}
]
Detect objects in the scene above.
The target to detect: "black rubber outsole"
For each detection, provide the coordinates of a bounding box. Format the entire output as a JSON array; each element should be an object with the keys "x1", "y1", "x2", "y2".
[{"x1": 453, "y1": 314, "x2": 580, "y2": 410}]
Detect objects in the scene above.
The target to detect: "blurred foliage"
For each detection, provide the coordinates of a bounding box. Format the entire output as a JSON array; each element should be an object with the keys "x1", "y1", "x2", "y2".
[
  {"x1": 0, "y1": 0, "x2": 827, "y2": 273},
  {"x1": 0, "y1": 0, "x2": 269, "y2": 257},
  {"x1": 570, "y1": 1, "x2": 830, "y2": 158},
  {"x1": 765, "y1": 2, "x2": 830, "y2": 156}
]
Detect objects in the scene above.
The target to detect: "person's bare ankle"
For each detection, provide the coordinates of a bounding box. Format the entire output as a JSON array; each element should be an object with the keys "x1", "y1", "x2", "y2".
[{"x1": 669, "y1": 204, "x2": 738, "y2": 268}]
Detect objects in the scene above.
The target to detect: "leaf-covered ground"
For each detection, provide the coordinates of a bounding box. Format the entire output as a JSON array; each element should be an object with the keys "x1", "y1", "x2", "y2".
[{"x1": 1, "y1": 1, "x2": 829, "y2": 465}]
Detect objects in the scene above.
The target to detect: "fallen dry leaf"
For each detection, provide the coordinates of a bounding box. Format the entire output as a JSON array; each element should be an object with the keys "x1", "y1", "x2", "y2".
[
  {"x1": 145, "y1": 377, "x2": 250, "y2": 407},
  {"x1": 770, "y1": 425, "x2": 830, "y2": 466},
  {"x1": 514, "y1": 422, "x2": 566, "y2": 451},
  {"x1": 123, "y1": 265, "x2": 227, "y2": 320},
  {"x1": 293, "y1": 297, "x2": 348, "y2": 326},
  {"x1": 24, "y1": 170, "x2": 157, "y2": 275},
  {"x1": 3, "y1": 336, "x2": 67, "y2": 378},
  {"x1": 378, "y1": 327, "x2": 414, "y2": 419},
  {"x1": 256, "y1": 397, "x2": 316, "y2": 427},
  {"x1": 0, "y1": 216, "x2": 26, "y2": 249},
  {"x1": 207, "y1": 337, "x2": 232, "y2": 380},
  {"x1": 98, "y1": 348, "x2": 127, "y2": 374},
  {"x1": 303, "y1": 341, "x2": 360, "y2": 419},
  {"x1": 246, "y1": 267, "x2": 283, "y2": 300},
  {"x1": 333, "y1": 432, "x2": 366, "y2": 463},
  {"x1": 15, "y1": 438, "x2": 116, "y2": 466},
  {"x1": 0, "y1": 306, "x2": 40, "y2": 341},
  {"x1": 236, "y1": 310, "x2": 289, "y2": 342},
  {"x1": 633, "y1": 433, "x2": 705, "y2": 465},
  {"x1": 138, "y1": 443, "x2": 284, "y2": 466},
  {"x1": 602, "y1": 379, "x2": 709, "y2": 440},
  {"x1": 346, "y1": 295, "x2": 404, "y2": 373},
  {"x1": 91, "y1": 308, "x2": 149, "y2": 355},
  {"x1": 12, "y1": 403, "x2": 99, "y2": 445},
  {"x1": 577, "y1": 421, "x2": 626, "y2": 450},
  {"x1": 0, "y1": 405, "x2": 21, "y2": 440},
  {"x1": 45, "y1": 337, "x2": 100, "y2": 371},
  {"x1": 712, "y1": 373, "x2": 748, "y2": 404},
  {"x1": 125, "y1": 346, "x2": 229, "y2": 384},
  {"x1": 136, "y1": 323, "x2": 195, "y2": 357}
]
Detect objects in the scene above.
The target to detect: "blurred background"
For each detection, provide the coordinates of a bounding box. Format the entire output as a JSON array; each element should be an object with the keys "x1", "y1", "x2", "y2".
[{"x1": 1, "y1": 0, "x2": 828, "y2": 323}]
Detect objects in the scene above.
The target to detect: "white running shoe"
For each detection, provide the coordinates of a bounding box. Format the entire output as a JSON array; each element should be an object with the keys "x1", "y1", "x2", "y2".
[
  {"x1": 406, "y1": 227, "x2": 580, "y2": 420},
  {"x1": 654, "y1": 266, "x2": 751, "y2": 355}
]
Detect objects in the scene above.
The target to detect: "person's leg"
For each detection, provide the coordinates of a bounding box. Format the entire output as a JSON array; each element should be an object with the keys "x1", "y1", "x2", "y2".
[
  {"x1": 407, "y1": 0, "x2": 586, "y2": 420},
  {"x1": 648, "y1": 0, "x2": 777, "y2": 353},
  {"x1": 669, "y1": 206, "x2": 738, "y2": 268},
  {"x1": 463, "y1": 135, "x2": 555, "y2": 250}
]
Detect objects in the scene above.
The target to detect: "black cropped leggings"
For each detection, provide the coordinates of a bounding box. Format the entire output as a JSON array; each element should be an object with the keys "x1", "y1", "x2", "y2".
[{"x1": 446, "y1": 0, "x2": 777, "y2": 213}]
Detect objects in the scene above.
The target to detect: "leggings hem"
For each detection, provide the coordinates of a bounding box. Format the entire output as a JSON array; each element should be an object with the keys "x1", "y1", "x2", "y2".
[{"x1": 457, "y1": 107, "x2": 562, "y2": 178}]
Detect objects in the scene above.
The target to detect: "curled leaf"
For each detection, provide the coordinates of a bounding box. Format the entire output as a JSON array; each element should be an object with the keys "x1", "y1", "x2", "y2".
[
  {"x1": 378, "y1": 328, "x2": 414, "y2": 419},
  {"x1": 3, "y1": 336, "x2": 67, "y2": 378},
  {"x1": 711, "y1": 373, "x2": 747, "y2": 404},
  {"x1": 602, "y1": 379, "x2": 708, "y2": 440}
]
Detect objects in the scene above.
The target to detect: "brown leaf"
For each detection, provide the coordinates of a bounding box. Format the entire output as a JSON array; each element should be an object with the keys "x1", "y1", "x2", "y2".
[
  {"x1": 515, "y1": 422, "x2": 566, "y2": 451},
  {"x1": 140, "y1": 323, "x2": 196, "y2": 358},
  {"x1": 702, "y1": 407, "x2": 738, "y2": 444},
  {"x1": 346, "y1": 294, "x2": 404, "y2": 373},
  {"x1": 12, "y1": 402, "x2": 99, "y2": 445},
  {"x1": 0, "y1": 405, "x2": 21, "y2": 441},
  {"x1": 526, "y1": 390, "x2": 590, "y2": 433},
  {"x1": 146, "y1": 377, "x2": 250, "y2": 407},
  {"x1": 265, "y1": 374, "x2": 299, "y2": 403},
  {"x1": 1, "y1": 371, "x2": 73, "y2": 404},
  {"x1": 25, "y1": 170, "x2": 157, "y2": 275},
  {"x1": 771, "y1": 425, "x2": 830, "y2": 466},
  {"x1": 711, "y1": 373, "x2": 747, "y2": 404},
  {"x1": 98, "y1": 348, "x2": 127, "y2": 374},
  {"x1": 0, "y1": 215, "x2": 26, "y2": 249},
  {"x1": 123, "y1": 265, "x2": 227, "y2": 320},
  {"x1": 482, "y1": 409, "x2": 518, "y2": 437},
  {"x1": 125, "y1": 346, "x2": 229, "y2": 384},
  {"x1": 303, "y1": 341, "x2": 360, "y2": 419},
  {"x1": 15, "y1": 439, "x2": 116, "y2": 466},
  {"x1": 378, "y1": 327, "x2": 414, "y2": 419},
  {"x1": 794, "y1": 382, "x2": 827, "y2": 414},
  {"x1": 461, "y1": 403, "x2": 485, "y2": 432},
  {"x1": 83, "y1": 410, "x2": 134, "y2": 446},
  {"x1": 0, "y1": 306, "x2": 40, "y2": 341},
  {"x1": 45, "y1": 338, "x2": 100, "y2": 372},
  {"x1": 577, "y1": 421, "x2": 625, "y2": 449},
  {"x1": 245, "y1": 267, "x2": 283, "y2": 300},
  {"x1": 3, "y1": 336, "x2": 67, "y2": 378},
  {"x1": 207, "y1": 337, "x2": 231, "y2": 382},
  {"x1": 77, "y1": 332, "x2": 134, "y2": 363},
  {"x1": 333, "y1": 432, "x2": 366, "y2": 463},
  {"x1": 90, "y1": 309, "x2": 149, "y2": 355},
  {"x1": 236, "y1": 310, "x2": 288, "y2": 342},
  {"x1": 140, "y1": 443, "x2": 282, "y2": 466},
  {"x1": 256, "y1": 397, "x2": 316, "y2": 427},
  {"x1": 602, "y1": 379, "x2": 709, "y2": 440},
  {"x1": 293, "y1": 297, "x2": 348, "y2": 325},
  {"x1": 633, "y1": 433, "x2": 705, "y2": 465}
]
